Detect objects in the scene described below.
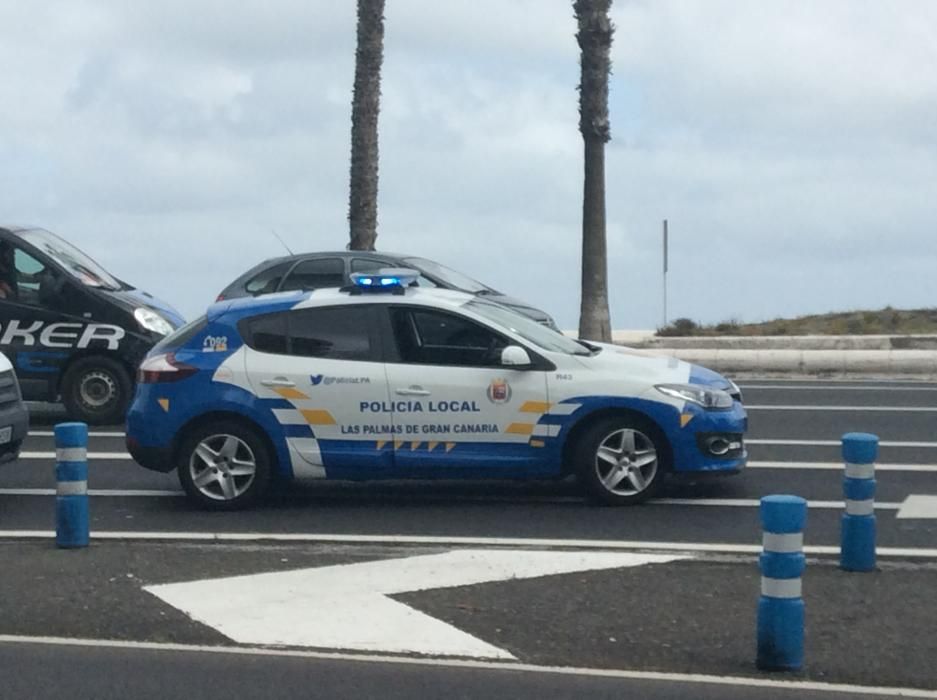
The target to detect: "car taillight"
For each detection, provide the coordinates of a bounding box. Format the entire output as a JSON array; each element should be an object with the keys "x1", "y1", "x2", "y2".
[
  {"x1": 137, "y1": 353, "x2": 198, "y2": 384},
  {"x1": 216, "y1": 294, "x2": 225, "y2": 301}
]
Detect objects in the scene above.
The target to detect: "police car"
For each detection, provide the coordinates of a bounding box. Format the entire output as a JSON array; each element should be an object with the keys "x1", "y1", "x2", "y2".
[{"x1": 126, "y1": 270, "x2": 747, "y2": 510}]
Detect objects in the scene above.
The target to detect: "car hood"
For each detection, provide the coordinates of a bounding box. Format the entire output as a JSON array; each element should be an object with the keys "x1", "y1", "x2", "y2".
[
  {"x1": 573, "y1": 342, "x2": 734, "y2": 389},
  {"x1": 107, "y1": 288, "x2": 186, "y2": 328}
]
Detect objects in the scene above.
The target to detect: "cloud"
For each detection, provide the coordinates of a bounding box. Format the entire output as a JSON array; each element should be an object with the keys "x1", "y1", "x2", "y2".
[{"x1": 0, "y1": 0, "x2": 933, "y2": 330}]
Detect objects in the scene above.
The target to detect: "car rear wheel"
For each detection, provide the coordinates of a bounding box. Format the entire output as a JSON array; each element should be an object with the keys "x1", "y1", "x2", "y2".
[
  {"x1": 61, "y1": 356, "x2": 132, "y2": 425},
  {"x1": 177, "y1": 421, "x2": 271, "y2": 510},
  {"x1": 575, "y1": 416, "x2": 668, "y2": 505}
]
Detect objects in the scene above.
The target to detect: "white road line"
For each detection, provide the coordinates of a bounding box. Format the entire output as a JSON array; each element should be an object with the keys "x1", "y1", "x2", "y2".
[
  {"x1": 20, "y1": 452, "x2": 131, "y2": 460},
  {"x1": 741, "y1": 384, "x2": 937, "y2": 391},
  {"x1": 0, "y1": 490, "x2": 917, "y2": 512},
  {"x1": 0, "y1": 489, "x2": 180, "y2": 497},
  {"x1": 748, "y1": 439, "x2": 937, "y2": 448},
  {"x1": 748, "y1": 461, "x2": 937, "y2": 472},
  {"x1": 652, "y1": 498, "x2": 902, "y2": 510},
  {"x1": 747, "y1": 405, "x2": 937, "y2": 412},
  {"x1": 1, "y1": 635, "x2": 935, "y2": 698},
  {"x1": 30, "y1": 431, "x2": 125, "y2": 438},
  {"x1": 3, "y1": 532, "x2": 936, "y2": 559}
]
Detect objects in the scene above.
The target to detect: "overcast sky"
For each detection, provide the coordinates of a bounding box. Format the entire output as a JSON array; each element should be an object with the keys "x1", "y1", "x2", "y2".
[{"x1": 1, "y1": 1, "x2": 934, "y2": 330}]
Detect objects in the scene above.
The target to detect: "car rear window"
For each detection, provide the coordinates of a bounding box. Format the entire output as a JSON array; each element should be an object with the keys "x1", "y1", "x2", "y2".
[{"x1": 152, "y1": 315, "x2": 208, "y2": 353}]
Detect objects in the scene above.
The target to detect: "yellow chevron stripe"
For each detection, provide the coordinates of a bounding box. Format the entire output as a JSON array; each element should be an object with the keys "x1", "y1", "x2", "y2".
[
  {"x1": 428, "y1": 441, "x2": 439, "y2": 452},
  {"x1": 445, "y1": 442, "x2": 456, "y2": 453},
  {"x1": 410, "y1": 441, "x2": 422, "y2": 450},
  {"x1": 275, "y1": 387, "x2": 310, "y2": 400},
  {"x1": 519, "y1": 400, "x2": 551, "y2": 413},
  {"x1": 395, "y1": 440, "x2": 404, "y2": 450},
  {"x1": 157, "y1": 398, "x2": 170, "y2": 413},
  {"x1": 680, "y1": 413, "x2": 694, "y2": 428},
  {"x1": 300, "y1": 409, "x2": 336, "y2": 425},
  {"x1": 529, "y1": 439, "x2": 545, "y2": 448},
  {"x1": 376, "y1": 440, "x2": 388, "y2": 450},
  {"x1": 505, "y1": 422, "x2": 535, "y2": 435}
]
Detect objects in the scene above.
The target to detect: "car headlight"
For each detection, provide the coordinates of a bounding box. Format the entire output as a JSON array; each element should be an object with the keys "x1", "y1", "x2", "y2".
[
  {"x1": 134, "y1": 308, "x2": 173, "y2": 336},
  {"x1": 655, "y1": 383, "x2": 734, "y2": 409}
]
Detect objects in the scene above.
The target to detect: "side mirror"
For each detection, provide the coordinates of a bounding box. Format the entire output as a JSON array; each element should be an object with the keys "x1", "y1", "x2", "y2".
[{"x1": 501, "y1": 345, "x2": 532, "y2": 368}]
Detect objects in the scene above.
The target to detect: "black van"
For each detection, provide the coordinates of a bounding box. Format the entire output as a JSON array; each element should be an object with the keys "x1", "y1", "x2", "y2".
[{"x1": 0, "y1": 225, "x2": 185, "y2": 424}]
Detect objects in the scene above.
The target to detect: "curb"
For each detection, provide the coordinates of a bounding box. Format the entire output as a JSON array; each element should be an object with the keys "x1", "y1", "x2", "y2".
[{"x1": 646, "y1": 348, "x2": 937, "y2": 377}]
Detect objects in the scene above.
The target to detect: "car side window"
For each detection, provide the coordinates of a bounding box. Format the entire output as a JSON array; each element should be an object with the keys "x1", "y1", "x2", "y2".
[
  {"x1": 243, "y1": 312, "x2": 289, "y2": 354},
  {"x1": 391, "y1": 308, "x2": 506, "y2": 367},
  {"x1": 280, "y1": 258, "x2": 345, "y2": 292},
  {"x1": 245, "y1": 261, "x2": 294, "y2": 296},
  {"x1": 289, "y1": 306, "x2": 375, "y2": 361}
]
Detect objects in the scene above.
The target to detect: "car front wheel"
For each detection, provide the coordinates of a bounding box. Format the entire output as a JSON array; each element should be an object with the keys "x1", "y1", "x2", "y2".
[
  {"x1": 575, "y1": 416, "x2": 668, "y2": 505},
  {"x1": 178, "y1": 421, "x2": 271, "y2": 510}
]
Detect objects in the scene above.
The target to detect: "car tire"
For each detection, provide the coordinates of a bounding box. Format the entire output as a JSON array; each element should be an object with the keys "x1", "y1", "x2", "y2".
[
  {"x1": 574, "y1": 415, "x2": 669, "y2": 505},
  {"x1": 61, "y1": 356, "x2": 133, "y2": 425},
  {"x1": 177, "y1": 420, "x2": 271, "y2": 511}
]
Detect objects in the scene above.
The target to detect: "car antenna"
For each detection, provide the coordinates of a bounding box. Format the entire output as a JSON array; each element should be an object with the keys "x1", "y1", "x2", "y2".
[{"x1": 271, "y1": 229, "x2": 294, "y2": 255}]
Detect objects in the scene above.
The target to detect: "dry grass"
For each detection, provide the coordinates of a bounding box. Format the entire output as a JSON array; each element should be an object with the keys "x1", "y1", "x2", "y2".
[{"x1": 656, "y1": 307, "x2": 937, "y2": 336}]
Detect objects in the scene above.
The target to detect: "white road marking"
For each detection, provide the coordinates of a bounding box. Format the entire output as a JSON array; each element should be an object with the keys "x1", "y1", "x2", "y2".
[
  {"x1": 0, "y1": 490, "x2": 914, "y2": 513},
  {"x1": 741, "y1": 384, "x2": 937, "y2": 392},
  {"x1": 145, "y1": 550, "x2": 685, "y2": 658},
  {"x1": 3, "y1": 530, "x2": 937, "y2": 558},
  {"x1": 748, "y1": 461, "x2": 937, "y2": 472},
  {"x1": 20, "y1": 452, "x2": 131, "y2": 460},
  {"x1": 748, "y1": 438, "x2": 937, "y2": 448},
  {"x1": 30, "y1": 431, "x2": 125, "y2": 438},
  {"x1": 20, "y1": 452, "x2": 132, "y2": 460},
  {"x1": 653, "y1": 498, "x2": 901, "y2": 510},
  {"x1": 747, "y1": 405, "x2": 937, "y2": 412},
  {"x1": 2, "y1": 635, "x2": 936, "y2": 699},
  {"x1": 0, "y1": 489, "x2": 180, "y2": 497},
  {"x1": 896, "y1": 495, "x2": 937, "y2": 519}
]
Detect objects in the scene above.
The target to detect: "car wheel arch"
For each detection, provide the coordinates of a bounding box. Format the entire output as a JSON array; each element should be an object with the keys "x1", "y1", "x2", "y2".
[
  {"x1": 172, "y1": 411, "x2": 282, "y2": 477},
  {"x1": 560, "y1": 406, "x2": 673, "y2": 476}
]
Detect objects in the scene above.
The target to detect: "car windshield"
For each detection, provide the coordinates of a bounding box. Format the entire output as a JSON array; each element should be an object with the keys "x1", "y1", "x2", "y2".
[
  {"x1": 466, "y1": 299, "x2": 591, "y2": 356},
  {"x1": 18, "y1": 228, "x2": 121, "y2": 290},
  {"x1": 403, "y1": 257, "x2": 491, "y2": 294}
]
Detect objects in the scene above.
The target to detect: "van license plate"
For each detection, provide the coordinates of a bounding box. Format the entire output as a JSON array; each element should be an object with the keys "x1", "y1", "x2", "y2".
[{"x1": 0, "y1": 427, "x2": 11, "y2": 444}]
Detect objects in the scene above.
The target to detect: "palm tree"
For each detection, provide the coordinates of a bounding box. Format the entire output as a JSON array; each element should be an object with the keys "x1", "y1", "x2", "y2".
[
  {"x1": 574, "y1": 0, "x2": 614, "y2": 342},
  {"x1": 348, "y1": 0, "x2": 386, "y2": 251}
]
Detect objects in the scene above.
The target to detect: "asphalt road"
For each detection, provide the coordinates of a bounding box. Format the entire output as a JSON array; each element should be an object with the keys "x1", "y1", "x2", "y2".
[
  {"x1": 2, "y1": 378, "x2": 936, "y2": 550},
  {"x1": 2, "y1": 378, "x2": 937, "y2": 696}
]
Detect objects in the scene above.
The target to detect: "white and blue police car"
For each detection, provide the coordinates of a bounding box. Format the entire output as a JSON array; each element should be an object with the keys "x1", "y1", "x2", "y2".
[{"x1": 126, "y1": 270, "x2": 747, "y2": 510}]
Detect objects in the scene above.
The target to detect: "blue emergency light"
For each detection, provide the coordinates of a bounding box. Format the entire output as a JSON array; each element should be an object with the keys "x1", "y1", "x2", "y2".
[{"x1": 349, "y1": 268, "x2": 419, "y2": 292}]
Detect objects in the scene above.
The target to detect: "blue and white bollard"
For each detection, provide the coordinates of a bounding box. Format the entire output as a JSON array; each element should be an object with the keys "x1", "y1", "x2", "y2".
[
  {"x1": 841, "y1": 432, "x2": 878, "y2": 572},
  {"x1": 757, "y1": 494, "x2": 807, "y2": 671},
  {"x1": 55, "y1": 422, "x2": 89, "y2": 549}
]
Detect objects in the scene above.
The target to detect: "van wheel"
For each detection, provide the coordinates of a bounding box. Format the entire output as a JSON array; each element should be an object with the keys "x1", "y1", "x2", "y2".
[
  {"x1": 177, "y1": 421, "x2": 271, "y2": 510},
  {"x1": 61, "y1": 357, "x2": 132, "y2": 425},
  {"x1": 574, "y1": 416, "x2": 669, "y2": 505}
]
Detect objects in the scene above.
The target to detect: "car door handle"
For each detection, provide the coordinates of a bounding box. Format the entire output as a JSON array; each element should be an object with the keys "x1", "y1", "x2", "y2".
[
  {"x1": 396, "y1": 387, "x2": 431, "y2": 396},
  {"x1": 261, "y1": 377, "x2": 296, "y2": 388}
]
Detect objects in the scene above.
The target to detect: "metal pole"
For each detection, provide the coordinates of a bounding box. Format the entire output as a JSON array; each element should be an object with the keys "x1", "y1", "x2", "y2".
[{"x1": 662, "y1": 219, "x2": 668, "y2": 327}]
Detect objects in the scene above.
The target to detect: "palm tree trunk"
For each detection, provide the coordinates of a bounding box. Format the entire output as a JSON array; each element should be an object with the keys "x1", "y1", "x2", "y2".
[
  {"x1": 574, "y1": 0, "x2": 613, "y2": 342},
  {"x1": 348, "y1": 0, "x2": 386, "y2": 251}
]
